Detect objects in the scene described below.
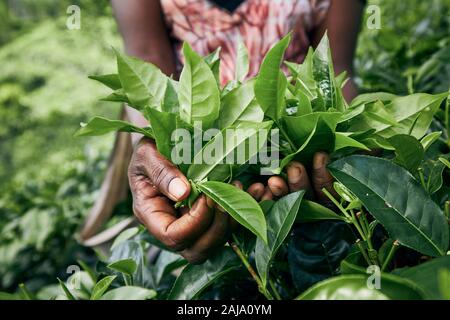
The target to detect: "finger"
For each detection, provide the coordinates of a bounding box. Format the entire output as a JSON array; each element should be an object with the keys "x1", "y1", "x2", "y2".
[
  {"x1": 133, "y1": 138, "x2": 190, "y2": 201},
  {"x1": 286, "y1": 161, "x2": 312, "y2": 193},
  {"x1": 312, "y1": 152, "x2": 338, "y2": 205},
  {"x1": 180, "y1": 210, "x2": 229, "y2": 264},
  {"x1": 231, "y1": 180, "x2": 243, "y2": 189},
  {"x1": 268, "y1": 176, "x2": 289, "y2": 197},
  {"x1": 260, "y1": 186, "x2": 274, "y2": 201},
  {"x1": 247, "y1": 182, "x2": 265, "y2": 201},
  {"x1": 136, "y1": 195, "x2": 214, "y2": 251}
]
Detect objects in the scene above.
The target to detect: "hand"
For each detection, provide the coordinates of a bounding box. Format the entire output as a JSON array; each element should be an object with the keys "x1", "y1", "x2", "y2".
[
  {"x1": 128, "y1": 137, "x2": 229, "y2": 264},
  {"x1": 236, "y1": 152, "x2": 338, "y2": 208}
]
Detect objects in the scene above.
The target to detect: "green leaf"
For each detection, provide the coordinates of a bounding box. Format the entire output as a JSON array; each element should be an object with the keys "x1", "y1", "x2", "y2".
[
  {"x1": 438, "y1": 269, "x2": 450, "y2": 300},
  {"x1": 162, "y1": 78, "x2": 180, "y2": 113},
  {"x1": 296, "y1": 200, "x2": 345, "y2": 223},
  {"x1": 187, "y1": 121, "x2": 273, "y2": 182},
  {"x1": 420, "y1": 157, "x2": 446, "y2": 194},
  {"x1": 256, "y1": 191, "x2": 305, "y2": 286},
  {"x1": 89, "y1": 74, "x2": 122, "y2": 90},
  {"x1": 179, "y1": 42, "x2": 220, "y2": 129},
  {"x1": 90, "y1": 275, "x2": 117, "y2": 300},
  {"x1": 168, "y1": 247, "x2": 241, "y2": 300},
  {"x1": 204, "y1": 47, "x2": 221, "y2": 85},
  {"x1": 57, "y1": 278, "x2": 76, "y2": 300},
  {"x1": 255, "y1": 33, "x2": 291, "y2": 120},
  {"x1": 100, "y1": 287, "x2": 156, "y2": 300},
  {"x1": 218, "y1": 80, "x2": 263, "y2": 129},
  {"x1": 111, "y1": 227, "x2": 141, "y2": 251},
  {"x1": 235, "y1": 38, "x2": 249, "y2": 82},
  {"x1": 395, "y1": 255, "x2": 450, "y2": 300},
  {"x1": 197, "y1": 181, "x2": 267, "y2": 243},
  {"x1": 388, "y1": 134, "x2": 424, "y2": 173},
  {"x1": 75, "y1": 116, "x2": 154, "y2": 138},
  {"x1": 144, "y1": 108, "x2": 178, "y2": 160},
  {"x1": 282, "y1": 112, "x2": 338, "y2": 163},
  {"x1": 153, "y1": 250, "x2": 186, "y2": 286},
  {"x1": 439, "y1": 157, "x2": 450, "y2": 169},
  {"x1": 420, "y1": 131, "x2": 441, "y2": 151},
  {"x1": 115, "y1": 49, "x2": 167, "y2": 109},
  {"x1": 328, "y1": 155, "x2": 449, "y2": 257},
  {"x1": 100, "y1": 88, "x2": 130, "y2": 104},
  {"x1": 350, "y1": 93, "x2": 447, "y2": 139},
  {"x1": 350, "y1": 92, "x2": 397, "y2": 107},
  {"x1": 312, "y1": 33, "x2": 339, "y2": 111},
  {"x1": 334, "y1": 132, "x2": 370, "y2": 152},
  {"x1": 296, "y1": 274, "x2": 425, "y2": 300},
  {"x1": 107, "y1": 259, "x2": 138, "y2": 276}
]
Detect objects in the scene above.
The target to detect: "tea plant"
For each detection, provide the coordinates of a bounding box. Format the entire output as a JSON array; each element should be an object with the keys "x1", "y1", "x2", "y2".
[{"x1": 16, "y1": 33, "x2": 448, "y2": 300}]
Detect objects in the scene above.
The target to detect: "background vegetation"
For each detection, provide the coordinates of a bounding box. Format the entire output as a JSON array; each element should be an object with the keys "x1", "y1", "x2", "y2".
[{"x1": 0, "y1": 0, "x2": 448, "y2": 294}]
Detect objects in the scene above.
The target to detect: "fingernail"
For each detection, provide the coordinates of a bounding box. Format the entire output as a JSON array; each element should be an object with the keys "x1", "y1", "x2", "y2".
[
  {"x1": 288, "y1": 166, "x2": 302, "y2": 184},
  {"x1": 168, "y1": 178, "x2": 188, "y2": 200},
  {"x1": 313, "y1": 153, "x2": 328, "y2": 169}
]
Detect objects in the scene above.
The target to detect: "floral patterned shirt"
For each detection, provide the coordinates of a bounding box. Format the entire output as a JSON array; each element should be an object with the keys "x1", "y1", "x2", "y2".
[{"x1": 160, "y1": 0, "x2": 331, "y2": 86}]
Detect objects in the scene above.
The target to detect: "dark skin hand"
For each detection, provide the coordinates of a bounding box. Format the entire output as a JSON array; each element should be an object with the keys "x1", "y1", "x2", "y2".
[{"x1": 113, "y1": 0, "x2": 363, "y2": 263}]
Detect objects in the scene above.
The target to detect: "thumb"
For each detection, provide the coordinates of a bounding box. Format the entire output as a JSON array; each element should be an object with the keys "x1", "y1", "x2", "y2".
[{"x1": 136, "y1": 138, "x2": 190, "y2": 201}]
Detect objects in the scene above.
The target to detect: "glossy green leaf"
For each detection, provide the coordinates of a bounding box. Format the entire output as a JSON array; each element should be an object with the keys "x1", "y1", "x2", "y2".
[
  {"x1": 197, "y1": 181, "x2": 267, "y2": 243},
  {"x1": 312, "y1": 33, "x2": 339, "y2": 111},
  {"x1": 162, "y1": 78, "x2": 179, "y2": 113},
  {"x1": 282, "y1": 112, "x2": 338, "y2": 163},
  {"x1": 204, "y1": 47, "x2": 221, "y2": 85},
  {"x1": 255, "y1": 33, "x2": 291, "y2": 120},
  {"x1": 153, "y1": 250, "x2": 186, "y2": 286},
  {"x1": 420, "y1": 131, "x2": 441, "y2": 151},
  {"x1": 334, "y1": 132, "x2": 370, "y2": 152},
  {"x1": 395, "y1": 255, "x2": 450, "y2": 300},
  {"x1": 75, "y1": 116, "x2": 154, "y2": 138},
  {"x1": 235, "y1": 38, "x2": 249, "y2": 82},
  {"x1": 256, "y1": 191, "x2": 305, "y2": 286},
  {"x1": 90, "y1": 275, "x2": 117, "y2": 300},
  {"x1": 110, "y1": 227, "x2": 141, "y2": 251},
  {"x1": 100, "y1": 88, "x2": 130, "y2": 104},
  {"x1": 218, "y1": 80, "x2": 263, "y2": 129},
  {"x1": 296, "y1": 200, "x2": 345, "y2": 223},
  {"x1": 187, "y1": 121, "x2": 272, "y2": 182},
  {"x1": 438, "y1": 269, "x2": 450, "y2": 300},
  {"x1": 101, "y1": 287, "x2": 156, "y2": 300},
  {"x1": 144, "y1": 108, "x2": 177, "y2": 160},
  {"x1": 296, "y1": 274, "x2": 425, "y2": 300},
  {"x1": 350, "y1": 92, "x2": 397, "y2": 107},
  {"x1": 328, "y1": 155, "x2": 449, "y2": 257},
  {"x1": 388, "y1": 134, "x2": 424, "y2": 173},
  {"x1": 168, "y1": 247, "x2": 241, "y2": 300},
  {"x1": 420, "y1": 157, "x2": 446, "y2": 194},
  {"x1": 57, "y1": 278, "x2": 76, "y2": 300},
  {"x1": 115, "y1": 49, "x2": 167, "y2": 109},
  {"x1": 107, "y1": 259, "x2": 137, "y2": 276},
  {"x1": 350, "y1": 93, "x2": 447, "y2": 139},
  {"x1": 89, "y1": 74, "x2": 121, "y2": 90},
  {"x1": 178, "y1": 42, "x2": 220, "y2": 129}
]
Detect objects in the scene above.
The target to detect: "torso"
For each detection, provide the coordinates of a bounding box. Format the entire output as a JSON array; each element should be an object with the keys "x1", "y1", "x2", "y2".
[{"x1": 160, "y1": 0, "x2": 331, "y2": 86}]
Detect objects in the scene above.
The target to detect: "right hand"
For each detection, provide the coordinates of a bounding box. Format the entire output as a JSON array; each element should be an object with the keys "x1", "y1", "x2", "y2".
[{"x1": 128, "y1": 137, "x2": 230, "y2": 264}]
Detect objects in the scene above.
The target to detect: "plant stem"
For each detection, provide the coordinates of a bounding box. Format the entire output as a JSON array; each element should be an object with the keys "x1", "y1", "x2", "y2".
[
  {"x1": 230, "y1": 239, "x2": 273, "y2": 300},
  {"x1": 417, "y1": 168, "x2": 427, "y2": 190},
  {"x1": 268, "y1": 278, "x2": 282, "y2": 300},
  {"x1": 321, "y1": 188, "x2": 352, "y2": 221},
  {"x1": 445, "y1": 92, "x2": 449, "y2": 136},
  {"x1": 445, "y1": 201, "x2": 450, "y2": 219},
  {"x1": 381, "y1": 240, "x2": 400, "y2": 272},
  {"x1": 277, "y1": 121, "x2": 296, "y2": 153},
  {"x1": 356, "y1": 240, "x2": 372, "y2": 266}
]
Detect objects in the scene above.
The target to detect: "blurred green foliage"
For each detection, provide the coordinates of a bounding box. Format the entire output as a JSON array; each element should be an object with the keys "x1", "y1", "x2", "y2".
[{"x1": 0, "y1": 0, "x2": 448, "y2": 293}]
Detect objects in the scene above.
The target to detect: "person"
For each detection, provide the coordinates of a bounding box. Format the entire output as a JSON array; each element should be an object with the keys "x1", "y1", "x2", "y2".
[{"x1": 111, "y1": 0, "x2": 364, "y2": 264}]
